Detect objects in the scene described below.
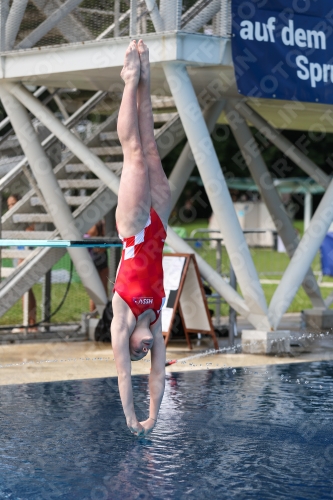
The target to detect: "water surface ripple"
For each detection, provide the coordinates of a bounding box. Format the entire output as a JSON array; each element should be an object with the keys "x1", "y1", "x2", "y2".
[{"x1": 0, "y1": 361, "x2": 333, "y2": 499}]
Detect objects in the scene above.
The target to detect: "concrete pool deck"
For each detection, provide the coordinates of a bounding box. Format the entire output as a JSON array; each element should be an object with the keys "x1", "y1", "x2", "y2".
[{"x1": 0, "y1": 312, "x2": 333, "y2": 386}]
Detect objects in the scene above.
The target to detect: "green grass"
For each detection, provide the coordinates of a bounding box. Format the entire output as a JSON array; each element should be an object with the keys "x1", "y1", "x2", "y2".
[
  {"x1": 0, "y1": 253, "x2": 104, "y2": 326},
  {"x1": 261, "y1": 284, "x2": 333, "y2": 313},
  {"x1": 0, "y1": 282, "x2": 89, "y2": 326},
  {"x1": 177, "y1": 232, "x2": 323, "y2": 280},
  {"x1": 171, "y1": 218, "x2": 332, "y2": 315},
  {"x1": 178, "y1": 218, "x2": 306, "y2": 237},
  {"x1": 174, "y1": 218, "x2": 209, "y2": 237},
  {"x1": 0, "y1": 253, "x2": 88, "y2": 325},
  {"x1": 293, "y1": 220, "x2": 304, "y2": 236}
]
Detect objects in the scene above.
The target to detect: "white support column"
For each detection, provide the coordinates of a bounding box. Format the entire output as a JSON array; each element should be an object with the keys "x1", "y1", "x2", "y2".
[
  {"x1": 0, "y1": 85, "x2": 46, "y2": 131},
  {"x1": 269, "y1": 179, "x2": 333, "y2": 329},
  {"x1": 324, "y1": 292, "x2": 333, "y2": 308},
  {"x1": 169, "y1": 100, "x2": 226, "y2": 209},
  {"x1": 5, "y1": 0, "x2": 28, "y2": 50},
  {"x1": 0, "y1": 85, "x2": 108, "y2": 313},
  {"x1": 234, "y1": 101, "x2": 330, "y2": 190},
  {"x1": 5, "y1": 82, "x2": 120, "y2": 195},
  {"x1": 164, "y1": 63, "x2": 269, "y2": 324},
  {"x1": 304, "y1": 191, "x2": 312, "y2": 232},
  {"x1": 17, "y1": 0, "x2": 83, "y2": 49},
  {"x1": 144, "y1": 0, "x2": 164, "y2": 32},
  {"x1": 49, "y1": 90, "x2": 81, "y2": 139},
  {"x1": 226, "y1": 103, "x2": 325, "y2": 309},
  {"x1": 168, "y1": 141, "x2": 193, "y2": 210}
]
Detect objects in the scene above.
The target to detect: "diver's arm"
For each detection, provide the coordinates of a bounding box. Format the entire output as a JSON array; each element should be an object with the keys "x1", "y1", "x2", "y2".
[
  {"x1": 111, "y1": 320, "x2": 144, "y2": 435},
  {"x1": 149, "y1": 329, "x2": 166, "y2": 420},
  {"x1": 140, "y1": 322, "x2": 165, "y2": 435}
]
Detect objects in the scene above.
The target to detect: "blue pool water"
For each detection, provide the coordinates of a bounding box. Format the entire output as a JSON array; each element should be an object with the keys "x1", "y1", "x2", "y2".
[{"x1": 0, "y1": 361, "x2": 333, "y2": 499}]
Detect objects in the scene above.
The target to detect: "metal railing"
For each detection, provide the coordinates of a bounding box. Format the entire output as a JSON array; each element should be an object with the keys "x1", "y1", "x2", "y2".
[
  {"x1": 0, "y1": 0, "x2": 232, "y2": 54},
  {"x1": 184, "y1": 228, "x2": 324, "y2": 345},
  {"x1": 184, "y1": 231, "x2": 238, "y2": 345},
  {"x1": 0, "y1": 238, "x2": 122, "y2": 334},
  {"x1": 188, "y1": 228, "x2": 323, "y2": 280}
]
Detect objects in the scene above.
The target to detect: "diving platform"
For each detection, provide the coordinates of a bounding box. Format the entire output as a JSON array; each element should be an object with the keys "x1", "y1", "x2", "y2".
[{"x1": 1, "y1": 30, "x2": 333, "y2": 132}]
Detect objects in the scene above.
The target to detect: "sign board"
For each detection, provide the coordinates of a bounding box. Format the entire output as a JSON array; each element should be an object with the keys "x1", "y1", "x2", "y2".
[
  {"x1": 231, "y1": 1, "x2": 333, "y2": 104},
  {"x1": 161, "y1": 253, "x2": 218, "y2": 350}
]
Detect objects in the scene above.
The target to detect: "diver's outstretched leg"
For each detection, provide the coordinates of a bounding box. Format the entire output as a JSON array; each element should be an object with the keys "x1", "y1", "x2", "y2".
[
  {"x1": 116, "y1": 40, "x2": 151, "y2": 237},
  {"x1": 137, "y1": 40, "x2": 171, "y2": 227}
]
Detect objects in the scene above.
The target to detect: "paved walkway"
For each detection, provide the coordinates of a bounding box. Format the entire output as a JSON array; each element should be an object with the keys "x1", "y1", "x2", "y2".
[{"x1": 1, "y1": 313, "x2": 332, "y2": 386}]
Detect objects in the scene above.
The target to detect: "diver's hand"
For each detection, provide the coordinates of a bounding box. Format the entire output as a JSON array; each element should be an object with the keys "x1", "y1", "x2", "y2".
[
  {"x1": 127, "y1": 418, "x2": 144, "y2": 436},
  {"x1": 140, "y1": 418, "x2": 156, "y2": 436}
]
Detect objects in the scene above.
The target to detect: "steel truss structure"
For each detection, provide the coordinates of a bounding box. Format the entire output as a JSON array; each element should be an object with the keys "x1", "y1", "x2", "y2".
[{"x1": 0, "y1": 0, "x2": 332, "y2": 330}]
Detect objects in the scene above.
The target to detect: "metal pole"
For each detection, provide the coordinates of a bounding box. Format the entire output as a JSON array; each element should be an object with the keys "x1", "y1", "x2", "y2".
[
  {"x1": 166, "y1": 226, "x2": 271, "y2": 331},
  {"x1": 269, "y1": 179, "x2": 333, "y2": 329},
  {"x1": 49, "y1": 91, "x2": 81, "y2": 139},
  {"x1": 215, "y1": 238, "x2": 222, "y2": 329},
  {"x1": 23, "y1": 291, "x2": 29, "y2": 328},
  {"x1": 176, "y1": 0, "x2": 182, "y2": 30},
  {"x1": 0, "y1": 87, "x2": 46, "y2": 132},
  {"x1": 169, "y1": 100, "x2": 226, "y2": 210},
  {"x1": 324, "y1": 291, "x2": 333, "y2": 308},
  {"x1": 234, "y1": 100, "x2": 330, "y2": 190},
  {"x1": 5, "y1": 0, "x2": 28, "y2": 50},
  {"x1": 52, "y1": 93, "x2": 69, "y2": 120},
  {"x1": 159, "y1": 0, "x2": 181, "y2": 30},
  {"x1": 0, "y1": 86, "x2": 108, "y2": 314},
  {"x1": 114, "y1": 0, "x2": 120, "y2": 37},
  {"x1": 164, "y1": 63, "x2": 269, "y2": 322},
  {"x1": 228, "y1": 263, "x2": 237, "y2": 347},
  {"x1": 226, "y1": 103, "x2": 325, "y2": 309},
  {"x1": 96, "y1": 7, "x2": 133, "y2": 40},
  {"x1": 0, "y1": 193, "x2": 2, "y2": 283},
  {"x1": 144, "y1": 0, "x2": 164, "y2": 32},
  {"x1": 104, "y1": 206, "x2": 120, "y2": 296},
  {"x1": 304, "y1": 192, "x2": 312, "y2": 232},
  {"x1": 0, "y1": 240, "x2": 122, "y2": 248},
  {"x1": 181, "y1": 0, "x2": 221, "y2": 31},
  {"x1": 42, "y1": 269, "x2": 51, "y2": 332},
  {"x1": 216, "y1": 0, "x2": 230, "y2": 37},
  {"x1": 17, "y1": 0, "x2": 83, "y2": 49},
  {"x1": 0, "y1": 0, "x2": 9, "y2": 52},
  {"x1": 130, "y1": 0, "x2": 137, "y2": 36}
]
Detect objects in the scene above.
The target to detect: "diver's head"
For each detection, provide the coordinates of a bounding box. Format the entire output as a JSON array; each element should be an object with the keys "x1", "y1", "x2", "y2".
[{"x1": 129, "y1": 324, "x2": 154, "y2": 361}]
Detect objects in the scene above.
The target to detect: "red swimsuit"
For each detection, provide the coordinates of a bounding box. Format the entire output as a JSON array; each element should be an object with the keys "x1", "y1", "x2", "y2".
[{"x1": 114, "y1": 208, "x2": 166, "y2": 325}]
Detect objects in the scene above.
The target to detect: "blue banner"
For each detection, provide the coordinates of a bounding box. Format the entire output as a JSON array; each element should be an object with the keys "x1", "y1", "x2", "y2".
[{"x1": 231, "y1": 0, "x2": 333, "y2": 103}]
